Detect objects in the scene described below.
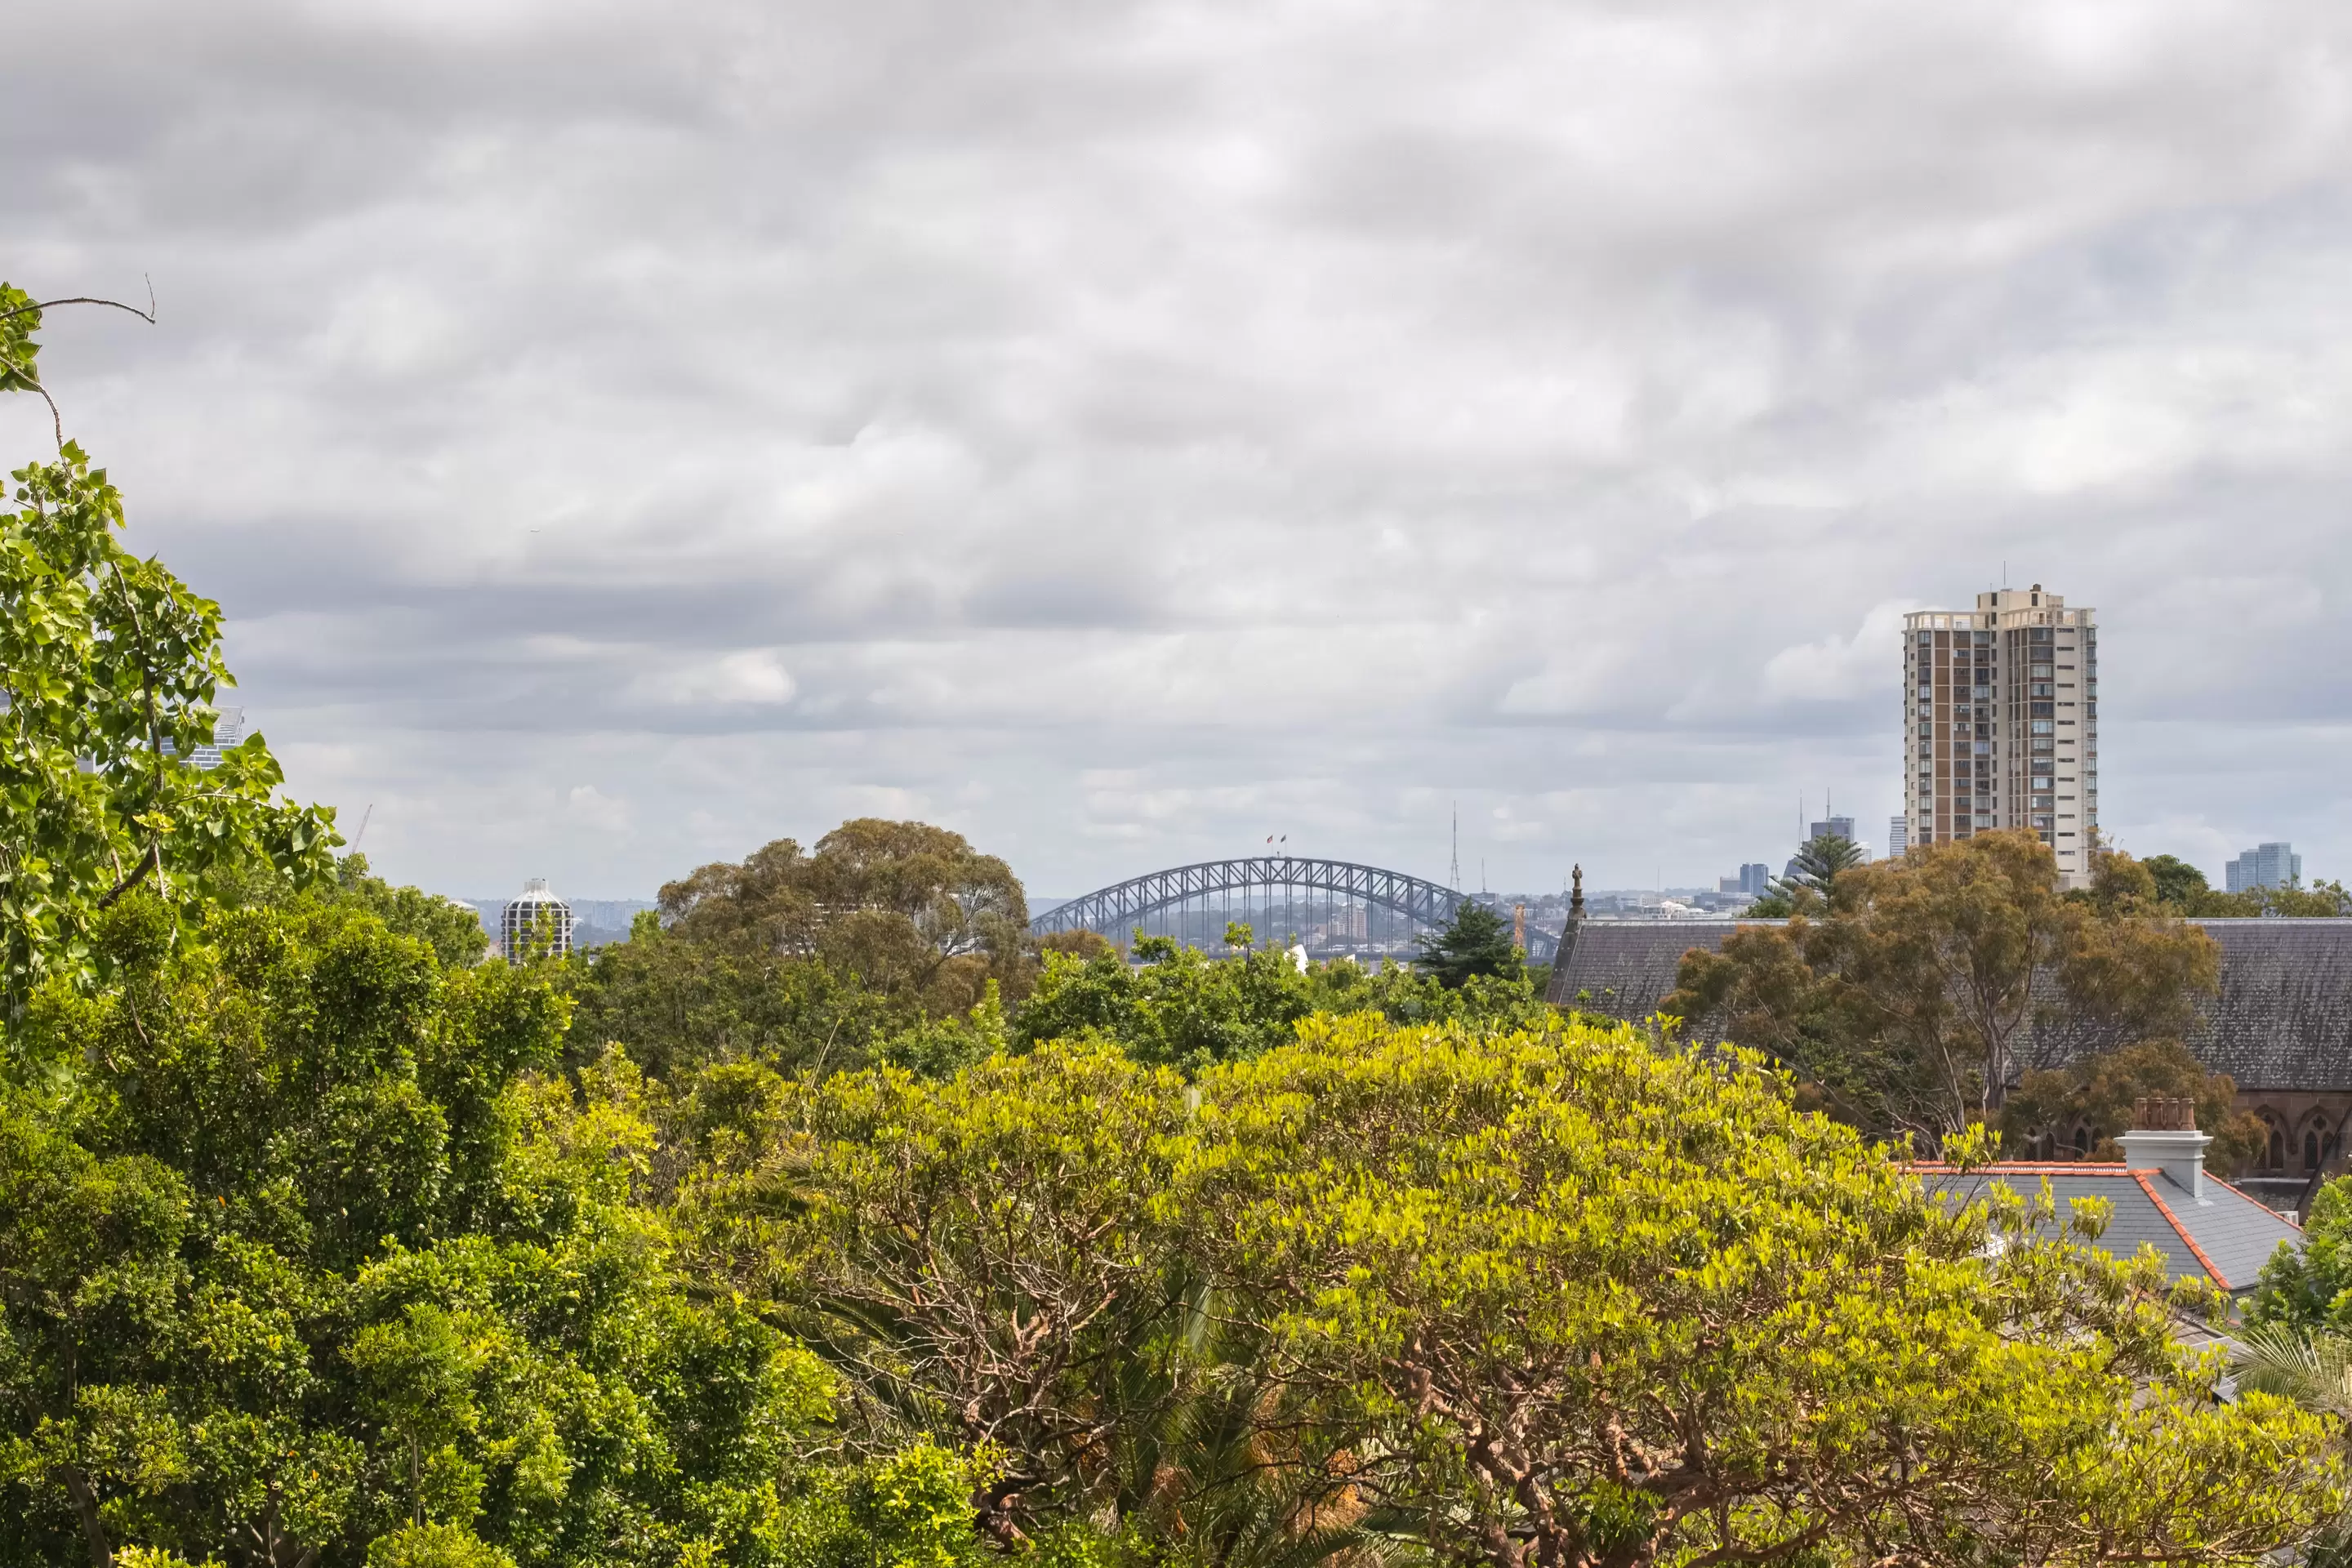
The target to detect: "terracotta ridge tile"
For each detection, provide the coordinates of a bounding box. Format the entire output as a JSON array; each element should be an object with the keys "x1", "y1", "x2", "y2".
[{"x1": 2132, "y1": 1170, "x2": 2230, "y2": 1290}]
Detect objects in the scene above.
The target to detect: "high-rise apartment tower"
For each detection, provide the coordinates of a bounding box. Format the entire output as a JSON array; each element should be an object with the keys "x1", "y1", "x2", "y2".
[
  {"x1": 2226, "y1": 843, "x2": 2301, "y2": 894},
  {"x1": 1901, "y1": 584, "x2": 2099, "y2": 886}
]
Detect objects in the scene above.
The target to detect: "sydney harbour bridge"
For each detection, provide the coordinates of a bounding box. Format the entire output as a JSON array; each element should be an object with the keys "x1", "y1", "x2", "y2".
[{"x1": 1030, "y1": 854, "x2": 1499, "y2": 959}]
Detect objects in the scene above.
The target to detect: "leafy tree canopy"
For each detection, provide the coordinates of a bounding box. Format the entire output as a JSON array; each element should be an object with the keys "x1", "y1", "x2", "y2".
[
  {"x1": 2002, "y1": 1036, "x2": 2265, "y2": 1172},
  {"x1": 0, "y1": 285, "x2": 338, "y2": 1018},
  {"x1": 654, "y1": 820, "x2": 1028, "y2": 1017},
  {"x1": 1668, "y1": 831, "x2": 2218, "y2": 1143},
  {"x1": 2143, "y1": 853, "x2": 2211, "y2": 908},
  {"x1": 1011, "y1": 935, "x2": 1550, "y2": 1076},
  {"x1": 687, "y1": 1012, "x2": 2344, "y2": 1566},
  {"x1": 2127, "y1": 849, "x2": 2351, "y2": 918},
  {"x1": 2252, "y1": 1174, "x2": 2352, "y2": 1334},
  {"x1": 0, "y1": 898, "x2": 852, "y2": 1568}
]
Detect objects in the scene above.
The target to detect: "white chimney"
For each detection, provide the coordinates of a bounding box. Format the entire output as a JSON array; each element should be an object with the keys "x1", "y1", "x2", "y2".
[{"x1": 2118, "y1": 1098, "x2": 2208, "y2": 1200}]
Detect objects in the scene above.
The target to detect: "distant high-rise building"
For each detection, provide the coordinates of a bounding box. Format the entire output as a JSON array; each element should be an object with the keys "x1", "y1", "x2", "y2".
[
  {"x1": 1902, "y1": 584, "x2": 2099, "y2": 888},
  {"x1": 1718, "y1": 863, "x2": 1773, "y2": 897},
  {"x1": 1810, "y1": 814, "x2": 1857, "y2": 845},
  {"x1": 2227, "y1": 843, "x2": 2301, "y2": 894},
  {"x1": 501, "y1": 878, "x2": 574, "y2": 961},
  {"x1": 186, "y1": 707, "x2": 246, "y2": 771},
  {"x1": 1888, "y1": 813, "x2": 1909, "y2": 858}
]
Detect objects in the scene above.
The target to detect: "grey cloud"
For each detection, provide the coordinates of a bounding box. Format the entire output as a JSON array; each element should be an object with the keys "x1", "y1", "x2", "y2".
[{"x1": 8, "y1": 0, "x2": 2352, "y2": 898}]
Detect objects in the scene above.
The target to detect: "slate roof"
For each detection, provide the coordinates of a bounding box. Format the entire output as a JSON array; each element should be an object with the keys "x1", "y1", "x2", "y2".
[
  {"x1": 1547, "y1": 918, "x2": 2352, "y2": 1093},
  {"x1": 1547, "y1": 920, "x2": 1779, "y2": 1020},
  {"x1": 1918, "y1": 1164, "x2": 2302, "y2": 1294}
]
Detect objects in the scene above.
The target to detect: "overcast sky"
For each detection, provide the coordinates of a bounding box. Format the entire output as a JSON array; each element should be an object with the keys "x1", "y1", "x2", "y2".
[{"x1": 7, "y1": 0, "x2": 2351, "y2": 901}]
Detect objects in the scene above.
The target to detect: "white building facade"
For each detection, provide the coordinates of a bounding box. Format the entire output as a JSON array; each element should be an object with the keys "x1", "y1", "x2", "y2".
[
  {"x1": 501, "y1": 878, "x2": 575, "y2": 960},
  {"x1": 1901, "y1": 585, "x2": 2099, "y2": 887}
]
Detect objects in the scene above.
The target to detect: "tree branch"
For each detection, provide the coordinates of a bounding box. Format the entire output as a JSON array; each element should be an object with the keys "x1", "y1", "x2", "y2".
[
  {"x1": 0, "y1": 282, "x2": 158, "y2": 328},
  {"x1": 95, "y1": 843, "x2": 160, "y2": 911},
  {"x1": 50, "y1": 1463, "x2": 113, "y2": 1568}
]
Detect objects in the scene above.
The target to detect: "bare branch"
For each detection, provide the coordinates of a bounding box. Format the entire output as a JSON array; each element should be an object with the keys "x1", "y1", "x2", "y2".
[{"x1": 0, "y1": 283, "x2": 158, "y2": 328}]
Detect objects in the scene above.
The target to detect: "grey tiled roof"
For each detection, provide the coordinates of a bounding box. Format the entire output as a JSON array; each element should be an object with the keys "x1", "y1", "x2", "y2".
[
  {"x1": 2028, "y1": 920, "x2": 2352, "y2": 1089},
  {"x1": 1548, "y1": 918, "x2": 2352, "y2": 1093},
  {"x1": 1922, "y1": 1165, "x2": 2301, "y2": 1293},
  {"x1": 1547, "y1": 920, "x2": 1772, "y2": 1019}
]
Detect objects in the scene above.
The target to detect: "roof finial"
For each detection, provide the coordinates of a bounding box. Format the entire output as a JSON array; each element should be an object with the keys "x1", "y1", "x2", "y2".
[{"x1": 1569, "y1": 863, "x2": 1584, "y2": 923}]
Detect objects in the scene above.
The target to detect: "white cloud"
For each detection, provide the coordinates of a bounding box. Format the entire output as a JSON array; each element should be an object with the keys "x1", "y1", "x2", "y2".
[
  {"x1": 565, "y1": 783, "x2": 629, "y2": 832},
  {"x1": 625, "y1": 651, "x2": 797, "y2": 708},
  {"x1": 1762, "y1": 601, "x2": 1919, "y2": 704}
]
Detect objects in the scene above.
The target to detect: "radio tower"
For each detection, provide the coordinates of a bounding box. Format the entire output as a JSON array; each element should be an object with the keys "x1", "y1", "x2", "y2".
[{"x1": 1449, "y1": 801, "x2": 1461, "y2": 892}]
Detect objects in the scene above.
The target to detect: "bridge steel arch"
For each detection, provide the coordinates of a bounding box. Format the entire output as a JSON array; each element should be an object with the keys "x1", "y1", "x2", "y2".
[{"x1": 1031, "y1": 856, "x2": 1467, "y2": 946}]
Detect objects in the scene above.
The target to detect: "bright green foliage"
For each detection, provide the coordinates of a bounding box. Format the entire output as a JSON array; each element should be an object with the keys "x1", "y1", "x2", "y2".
[
  {"x1": 1011, "y1": 940, "x2": 1550, "y2": 1075},
  {"x1": 369, "y1": 1522, "x2": 519, "y2": 1568},
  {"x1": 0, "y1": 287, "x2": 339, "y2": 1018},
  {"x1": 682, "y1": 1044, "x2": 1381, "y2": 1566},
  {"x1": 2252, "y1": 1174, "x2": 2352, "y2": 1332},
  {"x1": 779, "y1": 1440, "x2": 996, "y2": 1568},
  {"x1": 0, "y1": 898, "x2": 838, "y2": 1567},
  {"x1": 215, "y1": 850, "x2": 489, "y2": 970},
  {"x1": 687, "y1": 1013, "x2": 2342, "y2": 1566},
  {"x1": 684, "y1": 1043, "x2": 1194, "y2": 1546},
  {"x1": 1414, "y1": 900, "x2": 1523, "y2": 989},
  {"x1": 283, "y1": 855, "x2": 490, "y2": 970},
  {"x1": 1174, "y1": 1013, "x2": 2341, "y2": 1567}
]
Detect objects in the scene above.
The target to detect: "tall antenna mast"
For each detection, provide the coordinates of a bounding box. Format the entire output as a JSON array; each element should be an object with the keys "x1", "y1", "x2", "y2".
[{"x1": 1449, "y1": 802, "x2": 1461, "y2": 893}]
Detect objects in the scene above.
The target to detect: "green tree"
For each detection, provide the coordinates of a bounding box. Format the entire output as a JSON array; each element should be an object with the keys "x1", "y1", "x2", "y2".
[
  {"x1": 682, "y1": 1045, "x2": 1196, "y2": 1548},
  {"x1": 2132, "y1": 850, "x2": 2352, "y2": 919},
  {"x1": 1178, "y1": 1013, "x2": 2341, "y2": 1568},
  {"x1": 692, "y1": 1012, "x2": 2344, "y2": 1566},
  {"x1": 1010, "y1": 938, "x2": 1550, "y2": 1076},
  {"x1": 0, "y1": 898, "x2": 839, "y2": 1567},
  {"x1": 1415, "y1": 900, "x2": 1523, "y2": 989},
  {"x1": 2143, "y1": 853, "x2": 2211, "y2": 909},
  {"x1": 2002, "y1": 1037, "x2": 2265, "y2": 1171},
  {"x1": 1668, "y1": 831, "x2": 2219, "y2": 1140},
  {"x1": 1774, "y1": 831, "x2": 1866, "y2": 902},
  {"x1": 2252, "y1": 1175, "x2": 2352, "y2": 1334},
  {"x1": 0, "y1": 286, "x2": 338, "y2": 1019},
  {"x1": 564, "y1": 917, "x2": 907, "y2": 1081},
  {"x1": 233, "y1": 853, "x2": 488, "y2": 971},
  {"x1": 657, "y1": 821, "x2": 1029, "y2": 1016}
]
